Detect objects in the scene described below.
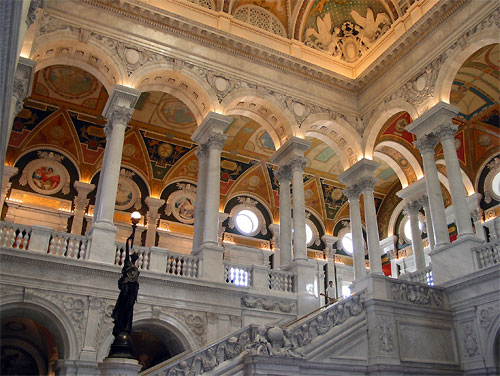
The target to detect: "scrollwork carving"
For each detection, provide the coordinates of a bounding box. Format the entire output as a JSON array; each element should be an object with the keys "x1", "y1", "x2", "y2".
[{"x1": 390, "y1": 281, "x2": 444, "y2": 307}]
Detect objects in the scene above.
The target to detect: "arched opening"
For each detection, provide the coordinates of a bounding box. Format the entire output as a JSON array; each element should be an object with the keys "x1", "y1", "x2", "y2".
[
  {"x1": 1, "y1": 316, "x2": 60, "y2": 375},
  {"x1": 131, "y1": 322, "x2": 186, "y2": 372}
]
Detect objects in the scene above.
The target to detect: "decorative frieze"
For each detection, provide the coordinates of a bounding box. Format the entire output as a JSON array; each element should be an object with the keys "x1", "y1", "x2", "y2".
[
  {"x1": 390, "y1": 280, "x2": 444, "y2": 307},
  {"x1": 241, "y1": 295, "x2": 296, "y2": 314}
]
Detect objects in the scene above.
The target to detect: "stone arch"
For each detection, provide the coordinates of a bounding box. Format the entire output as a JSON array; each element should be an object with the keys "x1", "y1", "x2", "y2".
[
  {"x1": 373, "y1": 150, "x2": 408, "y2": 188},
  {"x1": 0, "y1": 295, "x2": 79, "y2": 360},
  {"x1": 387, "y1": 200, "x2": 405, "y2": 238},
  {"x1": 224, "y1": 192, "x2": 273, "y2": 224},
  {"x1": 363, "y1": 101, "x2": 419, "y2": 159},
  {"x1": 30, "y1": 36, "x2": 126, "y2": 93},
  {"x1": 119, "y1": 163, "x2": 151, "y2": 197},
  {"x1": 302, "y1": 112, "x2": 363, "y2": 168},
  {"x1": 97, "y1": 310, "x2": 198, "y2": 362},
  {"x1": 221, "y1": 88, "x2": 296, "y2": 149},
  {"x1": 375, "y1": 140, "x2": 423, "y2": 181},
  {"x1": 130, "y1": 64, "x2": 218, "y2": 124},
  {"x1": 434, "y1": 29, "x2": 500, "y2": 104},
  {"x1": 484, "y1": 311, "x2": 500, "y2": 371}
]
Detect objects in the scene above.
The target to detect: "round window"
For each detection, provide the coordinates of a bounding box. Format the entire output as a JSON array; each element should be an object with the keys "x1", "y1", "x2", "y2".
[
  {"x1": 305, "y1": 224, "x2": 313, "y2": 245},
  {"x1": 492, "y1": 171, "x2": 500, "y2": 197},
  {"x1": 235, "y1": 209, "x2": 259, "y2": 235},
  {"x1": 341, "y1": 232, "x2": 353, "y2": 254},
  {"x1": 403, "y1": 218, "x2": 423, "y2": 241}
]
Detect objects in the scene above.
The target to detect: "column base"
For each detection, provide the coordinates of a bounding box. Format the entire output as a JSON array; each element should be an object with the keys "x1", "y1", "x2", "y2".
[
  {"x1": 87, "y1": 221, "x2": 117, "y2": 264},
  {"x1": 54, "y1": 359, "x2": 100, "y2": 376},
  {"x1": 430, "y1": 234, "x2": 484, "y2": 285},
  {"x1": 98, "y1": 358, "x2": 141, "y2": 376},
  {"x1": 199, "y1": 242, "x2": 225, "y2": 283},
  {"x1": 288, "y1": 259, "x2": 321, "y2": 317}
]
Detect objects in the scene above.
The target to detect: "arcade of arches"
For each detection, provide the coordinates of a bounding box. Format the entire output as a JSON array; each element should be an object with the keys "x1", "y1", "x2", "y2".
[{"x1": 0, "y1": 0, "x2": 499, "y2": 375}]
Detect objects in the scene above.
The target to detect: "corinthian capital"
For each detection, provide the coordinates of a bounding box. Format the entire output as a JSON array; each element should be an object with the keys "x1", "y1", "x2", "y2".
[
  {"x1": 107, "y1": 106, "x2": 135, "y2": 127},
  {"x1": 403, "y1": 200, "x2": 421, "y2": 215},
  {"x1": 414, "y1": 133, "x2": 438, "y2": 154},
  {"x1": 205, "y1": 132, "x2": 227, "y2": 151},
  {"x1": 195, "y1": 143, "x2": 209, "y2": 160},
  {"x1": 275, "y1": 165, "x2": 292, "y2": 183},
  {"x1": 359, "y1": 177, "x2": 377, "y2": 192},
  {"x1": 344, "y1": 184, "x2": 362, "y2": 200},
  {"x1": 438, "y1": 123, "x2": 458, "y2": 142},
  {"x1": 289, "y1": 156, "x2": 307, "y2": 173}
]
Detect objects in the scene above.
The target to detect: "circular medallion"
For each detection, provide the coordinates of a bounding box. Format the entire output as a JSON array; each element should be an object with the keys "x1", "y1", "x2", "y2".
[
  {"x1": 293, "y1": 102, "x2": 305, "y2": 117},
  {"x1": 123, "y1": 143, "x2": 136, "y2": 157},
  {"x1": 115, "y1": 176, "x2": 140, "y2": 210},
  {"x1": 158, "y1": 143, "x2": 173, "y2": 158},
  {"x1": 415, "y1": 75, "x2": 426, "y2": 92},
  {"x1": 50, "y1": 125, "x2": 65, "y2": 139},
  {"x1": 304, "y1": 189, "x2": 314, "y2": 199},
  {"x1": 478, "y1": 134, "x2": 491, "y2": 147},
  {"x1": 187, "y1": 160, "x2": 199, "y2": 172},
  {"x1": 21, "y1": 156, "x2": 70, "y2": 195},
  {"x1": 248, "y1": 175, "x2": 260, "y2": 187},
  {"x1": 166, "y1": 189, "x2": 197, "y2": 224},
  {"x1": 125, "y1": 48, "x2": 141, "y2": 65},
  {"x1": 214, "y1": 76, "x2": 228, "y2": 92}
]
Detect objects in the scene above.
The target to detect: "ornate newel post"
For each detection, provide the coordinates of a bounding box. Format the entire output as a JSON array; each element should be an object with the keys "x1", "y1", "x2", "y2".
[
  {"x1": 343, "y1": 185, "x2": 366, "y2": 281},
  {"x1": 270, "y1": 137, "x2": 318, "y2": 316},
  {"x1": 407, "y1": 102, "x2": 482, "y2": 284},
  {"x1": 191, "y1": 112, "x2": 232, "y2": 282},
  {"x1": 88, "y1": 85, "x2": 140, "y2": 264},
  {"x1": 144, "y1": 197, "x2": 165, "y2": 247},
  {"x1": 71, "y1": 181, "x2": 95, "y2": 235},
  {"x1": 275, "y1": 164, "x2": 292, "y2": 268},
  {"x1": 1, "y1": 166, "x2": 18, "y2": 211}
]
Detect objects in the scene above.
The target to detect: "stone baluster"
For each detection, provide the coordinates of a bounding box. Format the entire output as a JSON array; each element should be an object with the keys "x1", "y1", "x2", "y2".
[
  {"x1": 404, "y1": 200, "x2": 426, "y2": 271},
  {"x1": 1, "y1": 166, "x2": 18, "y2": 210},
  {"x1": 88, "y1": 85, "x2": 140, "y2": 264},
  {"x1": 438, "y1": 123, "x2": 474, "y2": 237},
  {"x1": 275, "y1": 164, "x2": 292, "y2": 267},
  {"x1": 144, "y1": 197, "x2": 165, "y2": 247},
  {"x1": 71, "y1": 181, "x2": 95, "y2": 235},
  {"x1": 290, "y1": 156, "x2": 308, "y2": 261},
  {"x1": 360, "y1": 177, "x2": 383, "y2": 274},
  {"x1": 414, "y1": 134, "x2": 450, "y2": 247},
  {"x1": 191, "y1": 112, "x2": 232, "y2": 282},
  {"x1": 344, "y1": 185, "x2": 366, "y2": 281}
]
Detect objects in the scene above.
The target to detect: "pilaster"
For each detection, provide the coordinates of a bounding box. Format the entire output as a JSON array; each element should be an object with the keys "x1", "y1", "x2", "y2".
[
  {"x1": 144, "y1": 196, "x2": 165, "y2": 247},
  {"x1": 71, "y1": 181, "x2": 95, "y2": 235}
]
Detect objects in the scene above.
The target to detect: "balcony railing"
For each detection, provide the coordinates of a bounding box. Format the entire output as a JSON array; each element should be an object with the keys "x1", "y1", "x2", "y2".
[
  {"x1": 268, "y1": 269, "x2": 294, "y2": 292},
  {"x1": 472, "y1": 239, "x2": 500, "y2": 270},
  {"x1": 224, "y1": 263, "x2": 252, "y2": 287},
  {"x1": 406, "y1": 265, "x2": 434, "y2": 286},
  {"x1": 0, "y1": 221, "x2": 31, "y2": 250},
  {"x1": 48, "y1": 232, "x2": 88, "y2": 260},
  {"x1": 165, "y1": 251, "x2": 200, "y2": 278},
  {"x1": 115, "y1": 242, "x2": 151, "y2": 270}
]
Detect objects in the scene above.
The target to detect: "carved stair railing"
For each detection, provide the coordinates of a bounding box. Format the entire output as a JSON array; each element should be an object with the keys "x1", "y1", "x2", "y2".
[
  {"x1": 472, "y1": 239, "x2": 500, "y2": 270},
  {"x1": 143, "y1": 292, "x2": 366, "y2": 376}
]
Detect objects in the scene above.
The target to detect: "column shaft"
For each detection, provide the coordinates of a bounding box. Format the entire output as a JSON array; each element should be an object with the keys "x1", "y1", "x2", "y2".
[
  {"x1": 440, "y1": 127, "x2": 474, "y2": 236},
  {"x1": 193, "y1": 145, "x2": 208, "y2": 252},
  {"x1": 417, "y1": 135, "x2": 450, "y2": 247},
  {"x1": 291, "y1": 157, "x2": 307, "y2": 261},
  {"x1": 422, "y1": 199, "x2": 435, "y2": 250},
  {"x1": 345, "y1": 186, "x2": 366, "y2": 280},
  {"x1": 202, "y1": 135, "x2": 226, "y2": 245},
  {"x1": 406, "y1": 202, "x2": 426, "y2": 271},
  {"x1": 276, "y1": 165, "x2": 292, "y2": 267},
  {"x1": 361, "y1": 181, "x2": 382, "y2": 274}
]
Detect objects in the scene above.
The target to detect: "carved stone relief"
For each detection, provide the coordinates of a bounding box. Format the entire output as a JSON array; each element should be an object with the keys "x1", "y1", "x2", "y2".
[
  {"x1": 241, "y1": 295, "x2": 296, "y2": 314},
  {"x1": 376, "y1": 315, "x2": 394, "y2": 352},
  {"x1": 390, "y1": 281, "x2": 444, "y2": 307},
  {"x1": 461, "y1": 321, "x2": 480, "y2": 358}
]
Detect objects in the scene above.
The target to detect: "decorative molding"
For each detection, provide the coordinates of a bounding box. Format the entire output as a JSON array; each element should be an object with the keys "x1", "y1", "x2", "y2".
[
  {"x1": 241, "y1": 295, "x2": 296, "y2": 314},
  {"x1": 484, "y1": 157, "x2": 500, "y2": 204},
  {"x1": 390, "y1": 280, "x2": 444, "y2": 307}
]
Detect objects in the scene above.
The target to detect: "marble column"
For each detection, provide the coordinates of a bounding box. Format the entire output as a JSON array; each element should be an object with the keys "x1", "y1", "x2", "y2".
[
  {"x1": 438, "y1": 123, "x2": 474, "y2": 237},
  {"x1": 144, "y1": 197, "x2": 165, "y2": 247},
  {"x1": 191, "y1": 112, "x2": 233, "y2": 281},
  {"x1": 290, "y1": 156, "x2": 308, "y2": 261},
  {"x1": 322, "y1": 234, "x2": 338, "y2": 297},
  {"x1": 404, "y1": 200, "x2": 426, "y2": 271},
  {"x1": 275, "y1": 164, "x2": 292, "y2": 267},
  {"x1": 71, "y1": 181, "x2": 94, "y2": 235},
  {"x1": 414, "y1": 134, "x2": 450, "y2": 247},
  {"x1": 88, "y1": 85, "x2": 140, "y2": 264},
  {"x1": 268, "y1": 223, "x2": 280, "y2": 269},
  {"x1": 192, "y1": 144, "x2": 208, "y2": 253},
  {"x1": 1, "y1": 166, "x2": 18, "y2": 211},
  {"x1": 360, "y1": 178, "x2": 383, "y2": 274},
  {"x1": 8, "y1": 58, "x2": 36, "y2": 141},
  {"x1": 344, "y1": 185, "x2": 366, "y2": 281},
  {"x1": 421, "y1": 197, "x2": 435, "y2": 250}
]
